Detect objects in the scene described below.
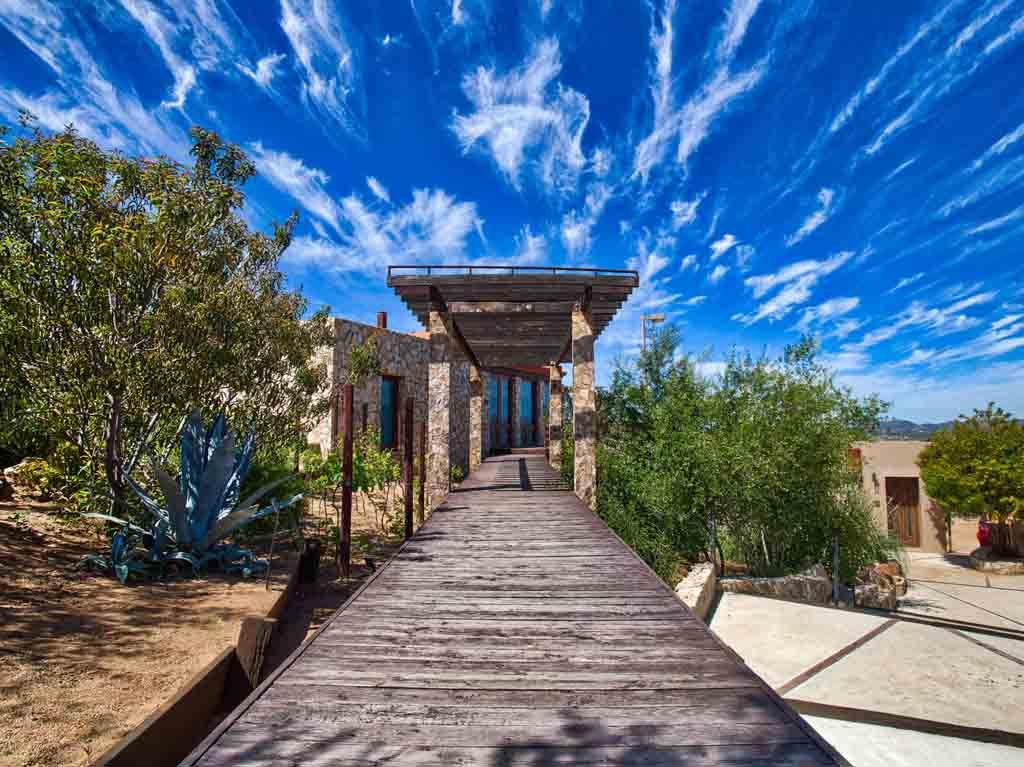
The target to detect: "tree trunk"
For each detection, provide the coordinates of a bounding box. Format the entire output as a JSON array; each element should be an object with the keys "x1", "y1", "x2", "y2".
[
  {"x1": 991, "y1": 522, "x2": 1017, "y2": 558},
  {"x1": 104, "y1": 392, "x2": 125, "y2": 515}
]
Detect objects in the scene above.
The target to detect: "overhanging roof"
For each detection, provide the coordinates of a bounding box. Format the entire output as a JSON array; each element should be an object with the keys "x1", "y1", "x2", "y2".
[{"x1": 387, "y1": 266, "x2": 640, "y2": 368}]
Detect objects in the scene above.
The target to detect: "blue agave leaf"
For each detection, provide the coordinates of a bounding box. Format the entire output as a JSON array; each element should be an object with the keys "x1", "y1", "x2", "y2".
[
  {"x1": 152, "y1": 463, "x2": 190, "y2": 547},
  {"x1": 180, "y1": 410, "x2": 207, "y2": 515},
  {"x1": 229, "y1": 475, "x2": 294, "y2": 522},
  {"x1": 220, "y1": 430, "x2": 255, "y2": 515},
  {"x1": 190, "y1": 430, "x2": 237, "y2": 545},
  {"x1": 203, "y1": 493, "x2": 301, "y2": 550},
  {"x1": 124, "y1": 476, "x2": 170, "y2": 527},
  {"x1": 82, "y1": 512, "x2": 150, "y2": 537},
  {"x1": 206, "y1": 412, "x2": 228, "y2": 464},
  {"x1": 115, "y1": 563, "x2": 130, "y2": 584},
  {"x1": 78, "y1": 553, "x2": 111, "y2": 572},
  {"x1": 166, "y1": 551, "x2": 200, "y2": 575}
]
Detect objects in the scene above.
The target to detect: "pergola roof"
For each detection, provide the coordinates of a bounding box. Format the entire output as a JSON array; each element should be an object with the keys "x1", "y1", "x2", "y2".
[{"x1": 387, "y1": 266, "x2": 640, "y2": 369}]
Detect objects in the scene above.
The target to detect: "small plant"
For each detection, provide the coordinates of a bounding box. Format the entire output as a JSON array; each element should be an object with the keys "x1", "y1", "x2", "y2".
[
  {"x1": 450, "y1": 464, "x2": 465, "y2": 486},
  {"x1": 347, "y1": 336, "x2": 381, "y2": 387},
  {"x1": 83, "y1": 411, "x2": 302, "y2": 581}
]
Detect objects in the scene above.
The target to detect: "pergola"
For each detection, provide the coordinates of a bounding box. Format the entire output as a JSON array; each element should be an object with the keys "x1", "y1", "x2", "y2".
[{"x1": 387, "y1": 265, "x2": 639, "y2": 509}]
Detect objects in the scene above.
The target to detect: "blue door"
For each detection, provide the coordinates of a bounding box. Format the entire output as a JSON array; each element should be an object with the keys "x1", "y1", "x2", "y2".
[{"x1": 380, "y1": 377, "x2": 398, "y2": 449}]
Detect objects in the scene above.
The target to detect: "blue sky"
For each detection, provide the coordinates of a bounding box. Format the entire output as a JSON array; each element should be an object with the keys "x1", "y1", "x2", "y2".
[{"x1": 3, "y1": 1, "x2": 1024, "y2": 421}]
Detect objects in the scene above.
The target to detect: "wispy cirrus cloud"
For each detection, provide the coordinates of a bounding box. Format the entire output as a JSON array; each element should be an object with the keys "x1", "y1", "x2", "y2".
[
  {"x1": 966, "y1": 204, "x2": 1024, "y2": 235},
  {"x1": 887, "y1": 272, "x2": 926, "y2": 293},
  {"x1": 287, "y1": 187, "x2": 484, "y2": 273},
  {"x1": 670, "y1": 193, "x2": 705, "y2": 230},
  {"x1": 843, "y1": 290, "x2": 998, "y2": 359},
  {"x1": 560, "y1": 182, "x2": 611, "y2": 257},
  {"x1": 0, "y1": 0, "x2": 189, "y2": 159},
  {"x1": 452, "y1": 38, "x2": 589, "y2": 194},
  {"x1": 970, "y1": 122, "x2": 1024, "y2": 172},
  {"x1": 786, "y1": 187, "x2": 836, "y2": 246},
  {"x1": 710, "y1": 233, "x2": 738, "y2": 260},
  {"x1": 708, "y1": 264, "x2": 730, "y2": 284},
  {"x1": 366, "y1": 176, "x2": 391, "y2": 203},
  {"x1": 280, "y1": 0, "x2": 365, "y2": 140},
  {"x1": 237, "y1": 52, "x2": 287, "y2": 91},
  {"x1": 793, "y1": 296, "x2": 859, "y2": 333},
  {"x1": 680, "y1": 254, "x2": 698, "y2": 271},
  {"x1": 733, "y1": 251, "x2": 853, "y2": 325},
  {"x1": 633, "y1": 0, "x2": 766, "y2": 181},
  {"x1": 830, "y1": 0, "x2": 963, "y2": 134},
  {"x1": 248, "y1": 142, "x2": 344, "y2": 235}
]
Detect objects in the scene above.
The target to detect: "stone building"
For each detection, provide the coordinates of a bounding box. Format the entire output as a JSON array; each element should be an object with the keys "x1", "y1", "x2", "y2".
[{"x1": 307, "y1": 312, "x2": 551, "y2": 492}]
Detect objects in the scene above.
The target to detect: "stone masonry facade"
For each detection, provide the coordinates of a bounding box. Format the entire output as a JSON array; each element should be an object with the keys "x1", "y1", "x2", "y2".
[{"x1": 307, "y1": 317, "x2": 470, "y2": 479}]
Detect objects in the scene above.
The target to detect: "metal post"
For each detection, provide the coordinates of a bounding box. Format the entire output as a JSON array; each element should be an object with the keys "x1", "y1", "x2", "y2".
[
  {"x1": 403, "y1": 398, "x2": 414, "y2": 540},
  {"x1": 710, "y1": 508, "x2": 718, "y2": 576},
  {"x1": 340, "y1": 383, "x2": 354, "y2": 577},
  {"x1": 832, "y1": 535, "x2": 841, "y2": 604},
  {"x1": 418, "y1": 421, "x2": 426, "y2": 524}
]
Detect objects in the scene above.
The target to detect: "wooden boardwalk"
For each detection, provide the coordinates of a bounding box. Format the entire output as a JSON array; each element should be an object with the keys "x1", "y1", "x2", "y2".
[{"x1": 184, "y1": 453, "x2": 846, "y2": 766}]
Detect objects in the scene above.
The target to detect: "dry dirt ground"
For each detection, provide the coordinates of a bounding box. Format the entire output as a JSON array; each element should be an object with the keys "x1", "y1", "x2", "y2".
[{"x1": 0, "y1": 503, "x2": 291, "y2": 767}]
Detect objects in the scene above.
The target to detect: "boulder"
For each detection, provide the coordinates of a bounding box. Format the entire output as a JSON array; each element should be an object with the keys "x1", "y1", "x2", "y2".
[
  {"x1": 856, "y1": 583, "x2": 898, "y2": 610},
  {"x1": 2, "y1": 460, "x2": 48, "y2": 501},
  {"x1": 674, "y1": 562, "x2": 717, "y2": 622}
]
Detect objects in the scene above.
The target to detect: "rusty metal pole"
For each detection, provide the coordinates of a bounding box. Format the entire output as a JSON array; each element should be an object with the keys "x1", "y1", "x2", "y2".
[
  {"x1": 403, "y1": 398, "x2": 414, "y2": 540},
  {"x1": 340, "y1": 383, "x2": 354, "y2": 577},
  {"x1": 418, "y1": 421, "x2": 426, "y2": 524}
]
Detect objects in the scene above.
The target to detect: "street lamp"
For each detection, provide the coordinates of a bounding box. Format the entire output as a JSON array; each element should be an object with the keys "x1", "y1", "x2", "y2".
[{"x1": 641, "y1": 314, "x2": 665, "y2": 351}]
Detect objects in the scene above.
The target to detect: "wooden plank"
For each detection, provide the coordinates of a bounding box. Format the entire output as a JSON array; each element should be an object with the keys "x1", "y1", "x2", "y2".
[
  {"x1": 187, "y1": 454, "x2": 843, "y2": 767},
  {"x1": 200, "y1": 741, "x2": 833, "y2": 767}
]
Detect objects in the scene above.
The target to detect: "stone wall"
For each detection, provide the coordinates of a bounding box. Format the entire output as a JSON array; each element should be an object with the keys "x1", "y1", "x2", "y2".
[
  {"x1": 307, "y1": 318, "x2": 470, "y2": 480},
  {"x1": 674, "y1": 563, "x2": 717, "y2": 622}
]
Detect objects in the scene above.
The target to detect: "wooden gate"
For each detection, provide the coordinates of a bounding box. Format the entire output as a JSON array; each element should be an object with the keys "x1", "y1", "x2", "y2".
[{"x1": 885, "y1": 476, "x2": 920, "y2": 547}]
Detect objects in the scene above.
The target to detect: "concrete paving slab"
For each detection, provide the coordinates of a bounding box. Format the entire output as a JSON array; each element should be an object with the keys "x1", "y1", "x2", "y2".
[
  {"x1": 900, "y1": 580, "x2": 1024, "y2": 630},
  {"x1": 792, "y1": 620, "x2": 1024, "y2": 733},
  {"x1": 710, "y1": 592, "x2": 886, "y2": 688},
  {"x1": 802, "y1": 715, "x2": 1024, "y2": 767}
]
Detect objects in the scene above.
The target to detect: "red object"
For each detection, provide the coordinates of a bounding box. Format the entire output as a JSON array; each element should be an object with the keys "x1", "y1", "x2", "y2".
[{"x1": 977, "y1": 520, "x2": 991, "y2": 547}]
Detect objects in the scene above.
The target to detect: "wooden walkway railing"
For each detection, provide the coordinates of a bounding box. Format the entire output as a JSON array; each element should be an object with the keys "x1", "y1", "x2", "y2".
[{"x1": 182, "y1": 453, "x2": 847, "y2": 766}]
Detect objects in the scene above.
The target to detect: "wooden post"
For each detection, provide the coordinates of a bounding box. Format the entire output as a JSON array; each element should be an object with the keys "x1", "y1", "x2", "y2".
[
  {"x1": 832, "y1": 535, "x2": 841, "y2": 604},
  {"x1": 418, "y1": 421, "x2": 426, "y2": 524},
  {"x1": 404, "y1": 398, "x2": 414, "y2": 540},
  {"x1": 340, "y1": 383, "x2": 354, "y2": 577}
]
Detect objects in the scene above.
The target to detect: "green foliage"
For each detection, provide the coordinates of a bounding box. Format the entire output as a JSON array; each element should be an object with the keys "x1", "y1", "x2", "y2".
[
  {"x1": 919, "y1": 404, "x2": 1024, "y2": 555},
  {"x1": 595, "y1": 329, "x2": 891, "y2": 581},
  {"x1": 0, "y1": 121, "x2": 332, "y2": 515},
  {"x1": 347, "y1": 336, "x2": 381, "y2": 387},
  {"x1": 450, "y1": 464, "x2": 465, "y2": 485}
]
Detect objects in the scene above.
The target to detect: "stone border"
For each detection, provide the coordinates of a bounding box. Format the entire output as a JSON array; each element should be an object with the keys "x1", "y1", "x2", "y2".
[
  {"x1": 92, "y1": 559, "x2": 300, "y2": 767},
  {"x1": 674, "y1": 562, "x2": 718, "y2": 622}
]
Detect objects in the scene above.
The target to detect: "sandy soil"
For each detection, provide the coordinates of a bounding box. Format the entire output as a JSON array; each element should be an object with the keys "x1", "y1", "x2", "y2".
[{"x1": 0, "y1": 503, "x2": 291, "y2": 767}]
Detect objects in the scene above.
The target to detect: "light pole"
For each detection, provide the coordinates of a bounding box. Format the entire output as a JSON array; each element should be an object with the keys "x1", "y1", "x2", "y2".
[{"x1": 641, "y1": 314, "x2": 665, "y2": 352}]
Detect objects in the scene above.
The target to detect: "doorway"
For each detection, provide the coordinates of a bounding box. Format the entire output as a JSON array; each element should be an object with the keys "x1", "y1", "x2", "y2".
[{"x1": 886, "y1": 476, "x2": 921, "y2": 547}]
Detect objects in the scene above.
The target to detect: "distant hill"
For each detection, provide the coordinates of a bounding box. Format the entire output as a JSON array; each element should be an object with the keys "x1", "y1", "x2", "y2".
[{"x1": 874, "y1": 419, "x2": 951, "y2": 440}]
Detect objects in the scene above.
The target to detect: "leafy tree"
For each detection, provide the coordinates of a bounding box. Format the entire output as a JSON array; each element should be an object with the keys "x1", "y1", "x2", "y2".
[
  {"x1": 0, "y1": 119, "x2": 333, "y2": 515},
  {"x1": 918, "y1": 404, "x2": 1024, "y2": 556},
  {"x1": 596, "y1": 330, "x2": 894, "y2": 581}
]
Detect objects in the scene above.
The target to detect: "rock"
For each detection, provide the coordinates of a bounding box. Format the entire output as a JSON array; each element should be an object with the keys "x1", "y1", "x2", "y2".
[
  {"x1": 891, "y1": 575, "x2": 908, "y2": 596},
  {"x1": 801, "y1": 563, "x2": 828, "y2": 579},
  {"x1": 875, "y1": 561, "x2": 902, "y2": 578},
  {"x1": 856, "y1": 583, "x2": 898, "y2": 610},
  {"x1": 720, "y1": 571, "x2": 831, "y2": 604},
  {"x1": 2, "y1": 459, "x2": 48, "y2": 501},
  {"x1": 674, "y1": 562, "x2": 717, "y2": 622}
]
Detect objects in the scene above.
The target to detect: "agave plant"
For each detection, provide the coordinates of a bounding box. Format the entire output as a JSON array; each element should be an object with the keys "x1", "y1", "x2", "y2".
[{"x1": 85, "y1": 410, "x2": 301, "y2": 578}]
